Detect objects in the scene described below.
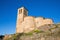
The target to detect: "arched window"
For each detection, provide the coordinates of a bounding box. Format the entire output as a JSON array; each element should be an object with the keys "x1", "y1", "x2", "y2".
[
  {"x1": 19, "y1": 9, "x2": 22, "y2": 14},
  {"x1": 20, "y1": 9, "x2": 22, "y2": 13},
  {"x1": 24, "y1": 10, "x2": 27, "y2": 16}
]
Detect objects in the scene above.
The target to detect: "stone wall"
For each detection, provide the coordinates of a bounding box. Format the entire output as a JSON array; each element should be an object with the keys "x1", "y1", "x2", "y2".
[
  {"x1": 16, "y1": 16, "x2": 53, "y2": 33},
  {"x1": 16, "y1": 7, "x2": 54, "y2": 33}
]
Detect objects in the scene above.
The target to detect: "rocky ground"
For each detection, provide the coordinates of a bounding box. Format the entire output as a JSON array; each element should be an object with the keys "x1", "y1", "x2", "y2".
[{"x1": 1, "y1": 24, "x2": 60, "y2": 40}]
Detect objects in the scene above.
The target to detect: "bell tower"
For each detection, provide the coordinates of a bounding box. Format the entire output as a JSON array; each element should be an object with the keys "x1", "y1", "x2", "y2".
[{"x1": 16, "y1": 7, "x2": 28, "y2": 33}]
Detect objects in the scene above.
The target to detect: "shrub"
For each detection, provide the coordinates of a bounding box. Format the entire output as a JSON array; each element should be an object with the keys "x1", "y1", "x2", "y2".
[
  {"x1": 33, "y1": 29, "x2": 43, "y2": 33},
  {"x1": 24, "y1": 32, "x2": 33, "y2": 36}
]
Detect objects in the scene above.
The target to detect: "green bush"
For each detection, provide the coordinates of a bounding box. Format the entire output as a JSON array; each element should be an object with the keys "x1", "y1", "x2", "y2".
[
  {"x1": 25, "y1": 32, "x2": 33, "y2": 36},
  {"x1": 33, "y1": 29, "x2": 43, "y2": 33}
]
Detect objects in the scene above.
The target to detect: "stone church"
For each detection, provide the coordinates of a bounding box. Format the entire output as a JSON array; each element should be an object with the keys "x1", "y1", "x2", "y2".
[{"x1": 16, "y1": 7, "x2": 53, "y2": 33}]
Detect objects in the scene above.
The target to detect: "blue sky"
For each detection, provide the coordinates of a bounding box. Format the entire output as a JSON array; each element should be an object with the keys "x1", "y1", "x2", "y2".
[{"x1": 0, "y1": 0, "x2": 60, "y2": 35}]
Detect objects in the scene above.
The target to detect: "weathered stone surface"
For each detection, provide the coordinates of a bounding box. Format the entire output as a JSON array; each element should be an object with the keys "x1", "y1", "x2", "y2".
[
  {"x1": 16, "y1": 7, "x2": 54, "y2": 33},
  {"x1": 43, "y1": 19, "x2": 54, "y2": 24},
  {"x1": 35, "y1": 17, "x2": 44, "y2": 28},
  {"x1": 3, "y1": 24, "x2": 60, "y2": 40},
  {"x1": 23, "y1": 16, "x2": 35, "y2": 33}
]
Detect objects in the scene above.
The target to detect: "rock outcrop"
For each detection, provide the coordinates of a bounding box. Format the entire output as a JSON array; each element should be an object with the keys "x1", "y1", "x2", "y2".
[{"x1": 3, "y1": 24, "x2": 60, "y2": 40}]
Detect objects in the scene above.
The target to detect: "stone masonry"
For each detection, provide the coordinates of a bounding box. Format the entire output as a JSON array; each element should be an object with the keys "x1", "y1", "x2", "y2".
[{"x1": 16, "y1": 7, "x2": 54, "y2": 33}]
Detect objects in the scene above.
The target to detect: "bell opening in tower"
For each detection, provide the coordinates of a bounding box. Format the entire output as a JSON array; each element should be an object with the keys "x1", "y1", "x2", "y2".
[{"x1": 19, "y1": 9, "x2": 22, "y2": 14}]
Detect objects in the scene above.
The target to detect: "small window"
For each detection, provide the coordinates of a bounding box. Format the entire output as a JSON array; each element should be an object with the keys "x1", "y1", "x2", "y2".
[
  {"x1": 20, "y1": 9, "x2": 22, "y2": 13},
  {"x1": 19, "y1": 9, "x2": 22, "y2": 14},
  {"x1": 24, "y1": 10, "x2": 27, "y2": 16}
]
